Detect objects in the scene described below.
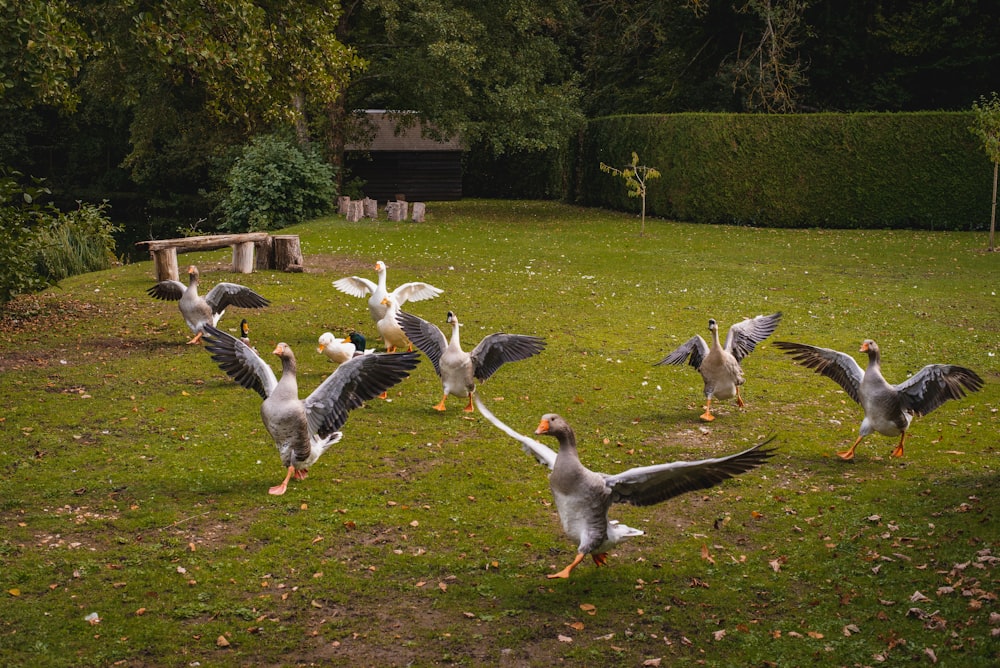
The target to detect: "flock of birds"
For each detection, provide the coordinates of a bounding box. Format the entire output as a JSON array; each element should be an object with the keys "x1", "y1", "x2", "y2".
[{"x1": 147, "y1": 260, "x2": 984, "y2": 578}]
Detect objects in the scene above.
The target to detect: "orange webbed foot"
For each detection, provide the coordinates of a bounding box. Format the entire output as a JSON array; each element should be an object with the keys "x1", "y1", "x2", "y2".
[
  {"x1": 699, "y1": 411, "x2": 715, "y2": 422},
  {"x1": 592, "y1": 553, "x2": 609, "y2": 567},
  {"x1": 269, "y1": 466, "x2": 295, "y2": 495}
]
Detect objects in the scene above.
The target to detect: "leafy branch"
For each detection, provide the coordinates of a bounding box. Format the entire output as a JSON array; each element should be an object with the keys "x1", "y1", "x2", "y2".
[{"x1": 600, "y1": 152, "x2": 661, "y2": 236}]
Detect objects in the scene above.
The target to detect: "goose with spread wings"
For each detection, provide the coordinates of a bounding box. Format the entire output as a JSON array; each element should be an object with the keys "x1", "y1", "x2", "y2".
[
  {"x1": 396, "y1": 310, "x2": 545, "y2": 412},
  {"x1": 656, "y1": 313, "x2": 782, "y2": 421},
  {"x1": 332, "y1": 260, "x2": 443, "y2": 325},
  {"x1": 774, "y1": 338, "x2": 983, "y2": 460},
  {"x1": 147, "y1": 265, "x2": 269, "y2": 344},
  {"x1": 201, "y1": 325, "x2": 420, "y2": 494},
  {"x1": 475, "y1": 396, "x2": 776, "y2": 579}
]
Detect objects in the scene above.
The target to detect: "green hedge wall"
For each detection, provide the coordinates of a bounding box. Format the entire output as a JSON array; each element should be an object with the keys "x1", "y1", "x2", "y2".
[{"x1": 573, "y1": 112, "x2": 992, "y2": 230}]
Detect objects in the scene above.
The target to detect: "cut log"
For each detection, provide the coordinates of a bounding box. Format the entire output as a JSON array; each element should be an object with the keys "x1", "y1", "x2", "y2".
[
  {"x1": 363, "y1": 197, "x2": 378, "y2": 219},
  {"x1": 347, "y1": 200, "x2": 364, "y2": 222},
  {"x1": 255, "y1": 236, "x2": 274, "y2": 270},
  {"x1": 136, "y1": 232, "x2": 269, "y2": 253},
  {"x1": 411, "y1": 202, "x2": 426, "y2": 222},
  {"x1": 273, "y1": 235, "x2": 303, "y2": 272},
  {"x1": 152, "y1": 247, "x2": 179, "y2": 282},
  {"x1": 232, "y1": 241, "x2": 255, "y2": 273},
  {"x1": 387, "y1": 201, "x2": 409, "y2": 222},
  {"x1": 337, "y1": 196, "x2": 351, "y2": 215}
]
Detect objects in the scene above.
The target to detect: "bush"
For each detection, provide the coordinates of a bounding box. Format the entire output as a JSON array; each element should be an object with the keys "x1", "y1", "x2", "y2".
[
  {"x1": 35, "y1": 201, "x2": 120, "y2": 283},
  {"x1": 0, "y1": 170, "x2": 53, "y2": 305},
  {"x1": 219, "y1": 135, "x2": 337, "y2": 232},
  {"x1": 571, "y1": 112, "x2": 991, "y2": 230}
]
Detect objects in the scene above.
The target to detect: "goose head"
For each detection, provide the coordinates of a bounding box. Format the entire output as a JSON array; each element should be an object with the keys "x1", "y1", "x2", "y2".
[
  {"x1": 273, "y1": 342, "x2": 294, "y2": 362},
  {"x1": 446, "y1": 311, "x2": 461, "y2": 328},
  {"x1": 534, "y1": 413, "x2": 573, "y2": 443},
  {"x1": 860, "y1": 339, "x2": 881, "y2": 364},
  {"x1": 375, "y1": 260, "x2": 386, "y2": 274},
  {"x1": 187, "y1": 265, "x2": 200, "y2": 284},
  {"x1": 707, "y1": 318, "x2": 718, "y2": 334}
]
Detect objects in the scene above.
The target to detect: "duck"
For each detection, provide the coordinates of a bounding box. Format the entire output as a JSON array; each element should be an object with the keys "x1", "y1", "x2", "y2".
[
  {"x1": 147, "y1": 265, "x2": 270, "y2": 344},
  {"x1": 774, "y1": 338, "x2": 983, "y2": 460},
  {"x1": 377, "y1": 296, "x2": 412, "y2": 353},
  {"x1": 317, "y1": 331, "x2": 373, "y2": 364},
  {"x1": 200, "y1": 324, "x2": 420, "y2": 495},
  {"x1": 656, "y1": 312, "x2": 782, "y2": 421},
  {"x1": 475, "y1": 396, "x2": 776, "y2": 579},
  {"x1": 333, "y1": 260, "x2": 443, "y2": 325},
  {"x1": 396, "y1": 310, "x2": 546, "y2": 412},
  {"x1": 239, "y1": 318, "x2": 258, "y2": 353}
]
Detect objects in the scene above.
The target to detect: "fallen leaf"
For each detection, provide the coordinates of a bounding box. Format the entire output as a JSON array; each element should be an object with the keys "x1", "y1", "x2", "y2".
[
  {"x1": 216, "y1": 635, "x2": 230, "y2": 647},
  {"x1": 807, "y1": 631, "x2": 824, "y2": 639},
  {"x1": 7, "y1": 588, "x2": 20, "y2": 597},
  {"x1": 311, "y1": 536, "x2": 323, "y2": 545},
  {"x1": 558, "y1": 634, "x2": 573, "y2": 643},
  {"x1": 642, "y1": 659, "x2": 662, "y2": 667},
  {"x1": 568, "y1": 621, "x2": 584, "y2": 631},
  {"x1": 843, "y1": 624, "x2": 860, "y2": 636},
  {"x1": 910, "y1": 591, "x2": 930, "y2": 603},
  {"x1": 438, "y1": 582, "x2": 447, "y2": 592},
  {"x1": 924, "y1": 648, "x2": 937, "y2": 664},
  {"x1": 701, "y1": 544, "x2": 716, "y2": 565},
  {"x1": 580, "y1": 603, "x2": 597, "y2": 615},
  {"x1": 712, "y1": 629, "x2": 726, "y2": 641}
]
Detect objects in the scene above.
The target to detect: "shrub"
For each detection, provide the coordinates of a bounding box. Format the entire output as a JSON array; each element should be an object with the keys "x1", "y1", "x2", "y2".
[
  {"x1": 35, "y1": 201, "x2": 120, "y2": 283},
  {"x1": 0, "y1": 170, "x2": 53, "y2": 305},
  {"x1": 219, "y1": 135, "x2": 337, "y2": 232}
]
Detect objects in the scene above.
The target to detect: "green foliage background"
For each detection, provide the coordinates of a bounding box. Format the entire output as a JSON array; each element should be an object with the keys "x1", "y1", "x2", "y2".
[{"x1": 571, "y1": 112, "x2": 990, "y2": 229}]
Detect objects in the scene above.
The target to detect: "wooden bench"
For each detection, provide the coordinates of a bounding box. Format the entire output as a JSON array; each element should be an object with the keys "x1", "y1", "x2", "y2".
[{"x1": 136, "y1": 232, "x2": 302, "y2": 281}]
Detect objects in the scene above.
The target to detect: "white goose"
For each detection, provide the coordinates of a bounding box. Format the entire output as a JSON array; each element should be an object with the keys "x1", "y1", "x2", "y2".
[
  {"x1": 317, "y1": 331, "x2": 373, "y2": 364},
  {"x1": 201, "y1": 325, "x2": 420, "y2": 494},
  {"x1": 476, "y1": 397, "x2": 775, "y2": 579},
  {"x1": 147, "y1": 265, "x2": 269, "y2": 344},
  {"x1": 656, "y1": 313, "x2": 782, "y2": 421},
  {"x1": 396, "y1": 310, "x2": 545, "y2": 412},
  {"x1": 774, "y1": 338, "x2": 983, "y2": 460},
  {"x1": 377, "y1": 296, "x2": 412, "y2": 353},
  {"x1": 333, "y1": 260, "x2": 443, "y2": 325}
]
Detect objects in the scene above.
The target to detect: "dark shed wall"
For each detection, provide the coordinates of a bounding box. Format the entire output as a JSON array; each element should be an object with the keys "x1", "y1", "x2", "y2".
[{"x1": 346, "y1": 151, "x2": 463, "y2": 203}]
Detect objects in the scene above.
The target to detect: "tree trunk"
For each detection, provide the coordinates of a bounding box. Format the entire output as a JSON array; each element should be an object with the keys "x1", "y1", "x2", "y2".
[
  {"x1": 990, "y1": 161, "x2": 997, "y2": 251},
  {"x1": 256, "y1": 236, "x2": 274, "y2": 270},
  {"x1": 273, "y1": 235, "x2": 303, "y2": 272},
  {"x1": 411, "y1": 202, "x2": 426, "y2": 222}
]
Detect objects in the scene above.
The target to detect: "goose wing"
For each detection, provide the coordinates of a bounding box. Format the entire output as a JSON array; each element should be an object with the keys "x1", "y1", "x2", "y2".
[
  {"x1": 655, "y1": 335, "x2": 710, "y2": 369},
  {"x1": 894, "y1": 364, "x2": 984, "y2": 417},
  {"x1": 146, "y1": 280, "x2": 187, "y2": 301},
  {"x1": 201, "y1": 324, "x2": 277, "y2": 399},
  {"x1": 203, "y1": 283, "x2": 270, "y2": 313},
  {"x1": 469, "y1": 334, "x2": 546, "y2": 382},
  {"x1": 605, "y1": 437, "x2": 777, "y2": 507},
  {"x1": 332, "y1": 276, "x2": 377, "y2": 299},
  {"x1": 395, "y1": 310, "x2": 448, "y2": 376},
  {"x1": 474, "y1": 395, "x2": 557, "y2": 470},
  {"x1": 390, "y1": 281, "x2": 444, "y2": 305},
  {"x1": 773, "y1": 341, "x2": 864, "y2": 404},
  {"x1": 725, "y1": 312, "x2": 782, "y2": 362},
  {"x1": 304, "y1": 351, "x2": 420, "y2": 438}
]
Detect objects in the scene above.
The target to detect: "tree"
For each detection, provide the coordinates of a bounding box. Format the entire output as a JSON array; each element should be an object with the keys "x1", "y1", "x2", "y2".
[
  {"x1": 970, "y1": 92, "x2": 1000, "y2": 251},
  {"x1": 600, "y1": 152, "x2": 661, "y2": 236}
]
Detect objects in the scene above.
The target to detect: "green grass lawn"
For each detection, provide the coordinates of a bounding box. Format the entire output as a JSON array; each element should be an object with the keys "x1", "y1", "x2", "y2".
[{"x1": 1, "y1": 199, "x2": 997, "y2": 667}]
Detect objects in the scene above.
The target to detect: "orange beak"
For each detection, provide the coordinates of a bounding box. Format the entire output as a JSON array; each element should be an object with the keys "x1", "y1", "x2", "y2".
[
  {"x1": 860, "y1": 342, "x2": 869, "y2": 352},
  {"x1": 273, "y1": 344, "x2": 284, "y2": 356},
  {"x1": 535, "y1": 418, "x2": 550, "y2": 435}
]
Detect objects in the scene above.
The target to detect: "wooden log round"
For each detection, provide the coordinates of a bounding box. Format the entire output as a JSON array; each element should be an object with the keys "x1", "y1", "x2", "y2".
[
  {"x1": 411, "y1": 202, "x2": 426, "y2": 222},
  {"x1": 255, "y1": 236, "x2": 274, "y2": 270},
  {"x1": 232, "y1": 241, "x2": 255, "y2": 273},
  {"x1": 152, "y1": 247, "x2": 179, "y2": 282},
  {"x1": 272, "y1": 235, "x2": 303, "y2": 272}
]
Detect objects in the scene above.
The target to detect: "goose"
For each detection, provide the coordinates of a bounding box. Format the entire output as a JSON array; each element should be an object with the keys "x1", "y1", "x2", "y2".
[
  {"x1": 317, "y1": 331, "x2": 372, "y2": 364},
  {"x1": 774, "y1": 339, "x2": 983, "y2": 460},
  {"x1": 396, "y1": 310, "x2": 546, "y2": 412},
  {"x1": 200, "y1": 324, "x2": 420, "y2": 494},
  {"x1": 475, "y1": 396, "x2": 775, "y2": 579},
  {"x1": 377, "y1": 296, "x2": 412, "y2": 353},
  {"x1": 147, "y1": 265, "x2": 270, "y2": 344},
  {"x1": 656, "y1": 313, "x2": 782, "y2": 421},
  {"x1": 333, "y1": 260, "x2": 443, "y2": 324}
]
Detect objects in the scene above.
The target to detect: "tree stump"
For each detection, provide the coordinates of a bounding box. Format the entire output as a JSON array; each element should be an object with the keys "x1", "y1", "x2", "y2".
[
  {"x1": 152, "y1": 247, "x2": 179, "y2": 282},
  {"x1": 347, "y1": 200, "x2": 364, "y2": 222},
  {"x1": 337, "y1": 196, "x2": 351, "y2": 215},
  {"x1": 273, "y1": 235, "x2": 303, "y2": 272},
  {"x1": 232, "y1": 241, "x2": 256, "y2": 273},
  {"x1": 363, "y1": 197, "x2": 378, "y2": 219},
  {"x1": 411, "y1": 202, "x2": 426, "y2": 222},
  {"x1": 255, "y1": 236, "x2": 274, "y2": 270},
  {"x1": 387, "y1": 201, "x2": 409, "y2": 222}
]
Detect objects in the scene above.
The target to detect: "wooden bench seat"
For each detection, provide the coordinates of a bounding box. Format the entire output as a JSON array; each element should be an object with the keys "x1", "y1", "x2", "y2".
[{"x1": 136, "y1": 232, "x2": 302, "y2": 281}]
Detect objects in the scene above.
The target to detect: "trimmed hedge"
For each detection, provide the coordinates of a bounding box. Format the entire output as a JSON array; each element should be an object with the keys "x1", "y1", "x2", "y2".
[{"x1": 572, "y1": 112, "x2": 992, "y2": 230}]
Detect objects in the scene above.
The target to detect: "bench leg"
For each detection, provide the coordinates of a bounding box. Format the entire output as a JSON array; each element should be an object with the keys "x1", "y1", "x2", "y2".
[
  {"x1": 152, "y1": 247, "x2": 179, "y2": 282},
  {"x1": 232, "y1": 241, "x2": 255, "y2": 274}
]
